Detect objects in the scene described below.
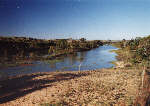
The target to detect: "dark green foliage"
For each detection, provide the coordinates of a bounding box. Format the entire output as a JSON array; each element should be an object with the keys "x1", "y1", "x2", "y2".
[
  {"x1": 56, "y1": 39, "x2": 68, "y2": 49},
  {"x1": 80, "y1": 38, "x2": 86, "y2": 42},
  {"x1": 127, "y1": 38, "x2": 140, "y2": 50},
  {"x1": 0, "y1": 36, "x2": 52, "y2": 62},
  {"x1": 0, "y1": 36, "x2": 103, "y2": 63},
  {"x1": 121, "y1": 35, "x2": 150, "y2": 66}
]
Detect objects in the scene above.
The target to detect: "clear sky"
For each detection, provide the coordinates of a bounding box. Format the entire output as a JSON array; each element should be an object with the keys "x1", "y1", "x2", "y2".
[{"x1": 0, "y1": 0, "x2": 150, "y2": 40}]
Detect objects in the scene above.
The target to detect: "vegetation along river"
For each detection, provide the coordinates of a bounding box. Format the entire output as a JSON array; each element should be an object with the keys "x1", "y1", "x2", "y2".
[{"x1": 0, "y1": 45, "x2": 118, "y2": 76}]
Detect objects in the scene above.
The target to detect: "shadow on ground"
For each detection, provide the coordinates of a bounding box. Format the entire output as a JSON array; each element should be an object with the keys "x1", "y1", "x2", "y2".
[{"x1": 0, "y1": 72, "x2": 89, "y2": 104}]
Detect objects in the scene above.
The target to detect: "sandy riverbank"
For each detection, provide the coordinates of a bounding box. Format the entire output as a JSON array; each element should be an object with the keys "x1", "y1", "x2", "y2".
[{"x1": 0, "y1": 68, "x2": 142, "y2": 106}]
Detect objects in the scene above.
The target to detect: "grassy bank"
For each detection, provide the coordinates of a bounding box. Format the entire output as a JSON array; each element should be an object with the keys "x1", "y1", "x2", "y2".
[{"x1": 112, "y1": 37, "x2": 150, "y2": 105}]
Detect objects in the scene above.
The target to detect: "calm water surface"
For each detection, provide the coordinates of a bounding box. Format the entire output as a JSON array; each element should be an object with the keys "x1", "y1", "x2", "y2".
[{"x1": 1, "y1": 45, "x2": 118, "y2": 76}]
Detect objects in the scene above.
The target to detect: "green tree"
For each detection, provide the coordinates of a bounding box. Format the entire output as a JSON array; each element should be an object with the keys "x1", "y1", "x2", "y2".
[{"x1": 80, "y1": 38, "x2": 86, "y2": 42}]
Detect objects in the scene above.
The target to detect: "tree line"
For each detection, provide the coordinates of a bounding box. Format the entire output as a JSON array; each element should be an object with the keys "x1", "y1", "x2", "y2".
[{"x1": 0, "y1": 36, "x2": 103, "y2": 62}]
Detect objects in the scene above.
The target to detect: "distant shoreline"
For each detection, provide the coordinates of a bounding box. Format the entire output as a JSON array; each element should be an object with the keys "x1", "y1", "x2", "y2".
[{"x1": 0, "y1": 36, "x2": 103, "y2": 69}]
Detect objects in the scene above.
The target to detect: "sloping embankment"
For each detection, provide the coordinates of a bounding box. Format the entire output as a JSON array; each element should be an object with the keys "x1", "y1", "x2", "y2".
[
  {"x1": 134, "y1": 69, "x2": 150, "y2": 106},
  {"x1": 0, "y1": 68, "x2": 141, "y2": 106}
]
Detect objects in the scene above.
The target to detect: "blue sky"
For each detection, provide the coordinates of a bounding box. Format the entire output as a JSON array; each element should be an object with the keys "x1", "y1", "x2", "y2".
[{"x1": 0, "y1": 0, "x2": 150, "y2": 40}]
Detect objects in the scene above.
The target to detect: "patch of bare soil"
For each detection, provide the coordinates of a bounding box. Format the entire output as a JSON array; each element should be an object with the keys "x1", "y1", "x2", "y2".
[{"x1": 0, "y1": 68, "x2": 142, "y2": 106}]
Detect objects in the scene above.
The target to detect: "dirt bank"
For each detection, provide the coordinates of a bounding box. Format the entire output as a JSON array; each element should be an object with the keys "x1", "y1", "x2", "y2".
[
  {"x1": 134, "y1": 69, "x2": 150, "y2": 106},
  {"x1": 0, "y1": 68, "x2": 141, "y2": 106}
]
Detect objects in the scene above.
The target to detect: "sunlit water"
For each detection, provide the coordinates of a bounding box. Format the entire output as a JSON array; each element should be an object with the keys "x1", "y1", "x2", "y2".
[{"x1": 0, "y1": 45, "x2": 118, "y2": 76}]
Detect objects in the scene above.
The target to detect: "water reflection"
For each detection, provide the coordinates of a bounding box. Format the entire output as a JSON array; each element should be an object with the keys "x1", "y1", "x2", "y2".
[
  {"x1": 68, "y1": 53, "x2": 78, "y2": 65},
  {"x1": 79, "y1": 52, "x2": 86, "y2": 62},
  {"x1": 49, "y1": 62, "x2": 56, "y2": 69},
  {"x1": 0, "y1": 45, "x2": 118, "y2": 76}
]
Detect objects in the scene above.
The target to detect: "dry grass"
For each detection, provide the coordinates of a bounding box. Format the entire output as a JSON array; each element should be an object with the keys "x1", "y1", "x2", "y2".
[{"x1": 0, "y1": 68, "x2": 142, "y2": 106}]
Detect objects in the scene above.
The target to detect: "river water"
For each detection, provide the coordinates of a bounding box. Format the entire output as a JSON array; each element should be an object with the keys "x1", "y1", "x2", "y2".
[{"x1": 0, "y1": 45, "x2": 118, "y2": 76}]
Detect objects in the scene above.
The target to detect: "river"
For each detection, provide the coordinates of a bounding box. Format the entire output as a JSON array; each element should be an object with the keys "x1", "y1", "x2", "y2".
[{"x1": 0, "y1": 45, "x2": 118, "y2": 76}]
